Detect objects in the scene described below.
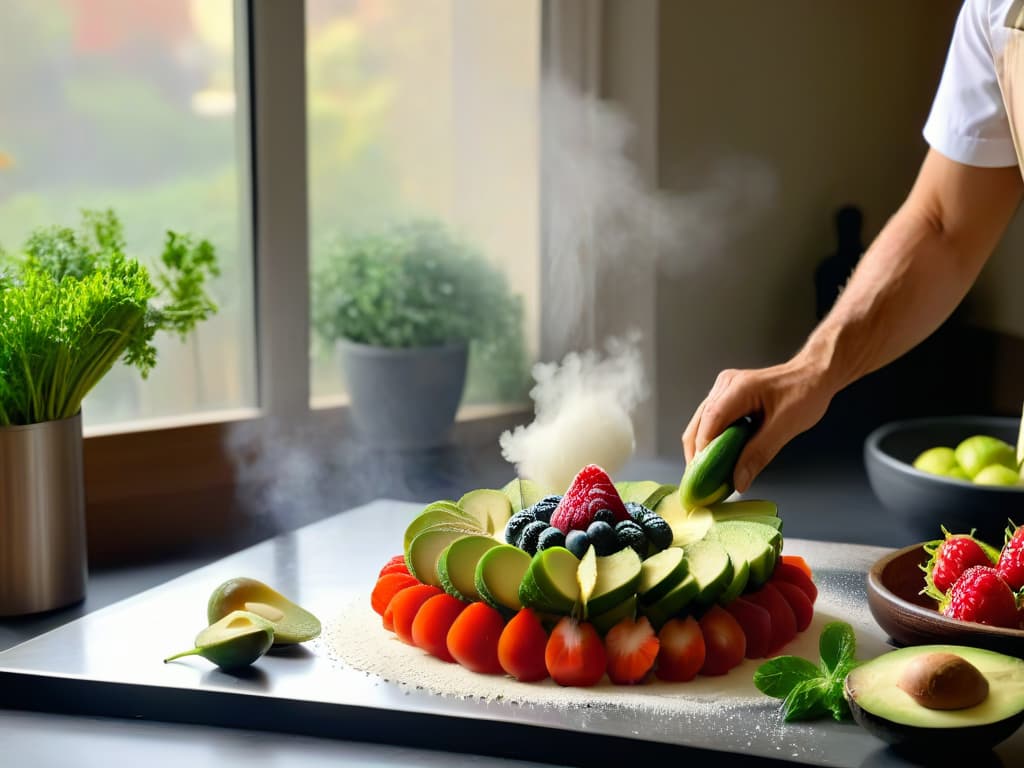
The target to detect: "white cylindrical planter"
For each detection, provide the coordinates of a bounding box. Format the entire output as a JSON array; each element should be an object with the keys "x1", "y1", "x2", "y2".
[{"x1": 0, "y1": 413, "x2": 87, "y2": 616}]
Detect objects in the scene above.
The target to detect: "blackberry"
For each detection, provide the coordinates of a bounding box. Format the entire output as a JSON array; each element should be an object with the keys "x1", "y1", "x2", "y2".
[
  {"x1": 536, "y1": 526, "x2": 566, "y2": 552},
  {"x1": 615, "y1": 520, "x2": 647, "y2": 557},
  {"x1": 625, "y1": 501, "x2": 653, "y2": 523},
  {"x1": 505, "y1": 509, "x2": 537, "y2": 545},
  {"x1": 565, "y1": 529, "x2": 591, "y2": 559},
  {"x1": 592, "y1": 508, "x2": 616, "y2": 525},
  {"x1": 586, "y1": 520, "x2": 617, "y2": 556},
  {"x1": 518, "y1": 520, "x2": 550, "y2": 555},
  {"x1": 641, "y1": 514, "x2": 673, "y2": 551},
  {"x1": 531, "y1": 495, "x2": 561, "y2": 524}
]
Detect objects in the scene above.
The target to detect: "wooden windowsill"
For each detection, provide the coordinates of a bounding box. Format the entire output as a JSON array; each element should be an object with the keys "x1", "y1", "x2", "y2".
[{"x1": 83, "y1": 401, "x2": 532, "y2": 567}]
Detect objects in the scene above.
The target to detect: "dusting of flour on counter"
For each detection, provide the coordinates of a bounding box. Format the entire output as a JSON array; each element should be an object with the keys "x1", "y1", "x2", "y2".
[{"x1": 325, "y1": 579, "x2": 892, "y2": 722}]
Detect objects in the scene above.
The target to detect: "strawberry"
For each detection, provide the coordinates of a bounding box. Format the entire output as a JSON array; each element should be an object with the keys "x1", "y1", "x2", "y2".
[
  {"x1": 996, "y1": 523, "x2": 1024, "y2": 591},
  {"x1": 942, "y1": 565, "x2": 1020, "y2": 629},
  {"x1": 550, "y1": 464, "x2": 629, "y2": 533},
  {"x1": 921, "y1": 528, "x2": 998, "y2": 601},
  {"x1": 498, "y1": 608, "x2": 550, "y2": 682},
  {"x1": 545, "y1": 617, "x2": 607, "y2": 687},
  {"x1": 604, "y1": 616, "x2": 660, "y2": 685},
  {"x1": 655, "y1": 615, "x2": 705, "y2": 682},
  {"x1": 446, "y1": 601, "x2": 506, "y2": 674}
]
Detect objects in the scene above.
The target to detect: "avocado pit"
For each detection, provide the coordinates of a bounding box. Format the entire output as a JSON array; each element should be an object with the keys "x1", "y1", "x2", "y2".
[{"x1": 895, "y1": 652, "x2": 989, "y2": 710}]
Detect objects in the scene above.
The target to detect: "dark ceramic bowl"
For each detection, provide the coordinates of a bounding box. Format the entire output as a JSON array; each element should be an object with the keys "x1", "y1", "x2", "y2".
[
  {"x1": 866, "y1": 543, "x2": 1024, "y2": 658},
  {"x1": 864, "y1": 416, "x2": 1024, "y2": 546}
]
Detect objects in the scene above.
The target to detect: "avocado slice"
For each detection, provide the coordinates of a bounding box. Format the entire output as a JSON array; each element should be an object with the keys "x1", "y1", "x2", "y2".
[
  {"x1": 438, "y1": 534, "x2": 500, "y2": 601},
  {"x1": 500, "y1": 477, "x2": 551, "y2": 511},
  {"x1": 458, "y1": 489, "x2": 513, "y2": 535},
  {"x1": 207, "y1": 577, "x2": 321, "y2": 645},
  {"x1": 844, "y1": 644, "x2": 1024, "y2": 753}
]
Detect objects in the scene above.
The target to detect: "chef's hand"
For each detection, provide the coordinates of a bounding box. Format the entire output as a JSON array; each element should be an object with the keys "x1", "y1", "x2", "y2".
[{"x1": 682, "y1": 357, "x2": 835, "y2": 493}]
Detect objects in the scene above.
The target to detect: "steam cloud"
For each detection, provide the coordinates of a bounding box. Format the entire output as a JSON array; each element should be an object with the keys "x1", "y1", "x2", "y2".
[
  {"x1": 503, "y1": 77, "x2": 775, "y2": 485},
  {"x1": 227, "y1": 75, "x2": 775, "y2": 527},
  {"x1": 500, "y1": 335, "x2": 647, "y2": 493}
]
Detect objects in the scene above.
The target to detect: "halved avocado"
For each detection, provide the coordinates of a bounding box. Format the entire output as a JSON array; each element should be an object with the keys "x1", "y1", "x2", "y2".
[
  {"x1": 207, "y1": 578, "x2": 321, "y2": 645},
  {"x1": 844, "y1": 644, "x2": 1024, "y2": 753}
]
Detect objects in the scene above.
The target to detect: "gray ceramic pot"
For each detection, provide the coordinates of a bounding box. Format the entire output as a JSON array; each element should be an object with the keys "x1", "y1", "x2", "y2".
[
  {"x1": 0, "y1": 412, "x2": 87, "y2": 616},
  {"x1": 338, "y1": 339, "x2": 469, "y2": 449}
]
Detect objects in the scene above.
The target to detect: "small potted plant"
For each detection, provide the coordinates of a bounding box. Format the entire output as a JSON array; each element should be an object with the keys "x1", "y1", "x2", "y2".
[
  {"x1": 312, "y1": 219, "x2": 526, "y2": 449},
  {"x1": 0, "y1": 209, "x2": 218, "y2": 616}
]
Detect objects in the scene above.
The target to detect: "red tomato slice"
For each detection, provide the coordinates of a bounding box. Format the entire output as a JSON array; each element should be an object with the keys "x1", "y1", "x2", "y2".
[
  {"x1": 773, "y1": 562, "x2": 818, "y2": 605},
  {"x1": 545, "y1": 617, "x2": 607, "y2": 687},
  {"x1": 389, "y1": 584, "x2": 443, "y2": 645},
  {"x1": 771, "y1": 579, "x2": 814, "y2": 632},
  {"x1": 745, "y1": 583, "x2": 797, "y2": 655},
  {"x1": 411, "y1": 593, "x2": 467, "y2": 662},
  {"x1": 698, "y1": 604, "x2": 746, "y2": 676},
  {"x1": 498, "y1": 608, "x2": 550, "y2": 682},
  {"x1": 378, "y1": 554, "x2": 409, "y2": 577},
  {"x1": 446, "y1": 602, "x2": 506, "y2": 674},
  {"x1": 655, "y1": 615, "x2": 705, "y2": 682},
  {"x1": 724, "y1": 597, "x2": 772, "y2": 659},
  {"x1": 780, "y1": 555, "x2": 813, "y2": 581},
  {"x1": 371, "y1": 572, "x2": 420, "y2": 616}
]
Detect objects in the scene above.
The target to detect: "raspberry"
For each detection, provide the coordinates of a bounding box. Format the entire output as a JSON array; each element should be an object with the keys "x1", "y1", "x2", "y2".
[{"x1": 549, "y1": 465, "x2": 628, "y2": 533}]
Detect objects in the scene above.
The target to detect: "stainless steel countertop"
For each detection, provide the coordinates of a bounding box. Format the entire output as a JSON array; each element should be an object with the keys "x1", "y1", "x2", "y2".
[{"x1": 1, "y1": 498, "x2": 1019, "y2": 767}]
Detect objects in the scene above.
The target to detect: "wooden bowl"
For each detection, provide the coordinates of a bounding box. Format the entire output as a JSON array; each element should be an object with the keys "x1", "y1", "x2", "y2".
[{"x1": 866, "y1": 543, "x2": 1024, "y2": 658}]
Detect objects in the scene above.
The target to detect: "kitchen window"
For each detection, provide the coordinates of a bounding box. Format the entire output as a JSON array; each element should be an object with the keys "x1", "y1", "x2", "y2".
[{"x1": 0, "y1": 0, "x2": 542, "y2": 560}]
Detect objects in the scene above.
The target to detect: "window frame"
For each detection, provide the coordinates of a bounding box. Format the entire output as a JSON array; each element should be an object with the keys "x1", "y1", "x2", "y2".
[{"x1": 84, "y1": 0, "x2": 536, "y2": 563}]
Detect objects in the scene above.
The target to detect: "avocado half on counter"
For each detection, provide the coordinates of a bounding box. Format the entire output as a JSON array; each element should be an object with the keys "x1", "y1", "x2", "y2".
[{"x1": 844, "y1": 645, "x2": 1024, "y2": 753}]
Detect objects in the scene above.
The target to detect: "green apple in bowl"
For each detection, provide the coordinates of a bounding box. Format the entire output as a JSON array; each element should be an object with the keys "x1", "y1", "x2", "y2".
[
  {"x1": 954, "y1": 435, "x2": 1016, "y2": 479},
  {"x1": 912, "y1": 447, "x2": 959, "y2": 477},
  {"x1": 972, "y1": 464, "x2": 1021, "y2": 487}
]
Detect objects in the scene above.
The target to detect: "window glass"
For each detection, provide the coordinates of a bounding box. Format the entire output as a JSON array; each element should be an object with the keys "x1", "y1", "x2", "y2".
[
  {"x1": 306, "y1": 0, "x2": 540, "y2": 406},
  {"x1": 0, "y1": 0, "x2": 255, "y2": 427}
]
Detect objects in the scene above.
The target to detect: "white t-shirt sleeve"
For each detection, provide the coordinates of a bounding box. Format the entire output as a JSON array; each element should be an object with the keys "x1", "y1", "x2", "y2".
[{"x1": 923, "y1": 0, "x2": 1018, "y2": 167}]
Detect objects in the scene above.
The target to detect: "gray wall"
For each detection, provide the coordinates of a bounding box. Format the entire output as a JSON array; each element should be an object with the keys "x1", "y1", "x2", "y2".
[{"x1": 653, "y1": 1, "x2": 966, "y2": 453}]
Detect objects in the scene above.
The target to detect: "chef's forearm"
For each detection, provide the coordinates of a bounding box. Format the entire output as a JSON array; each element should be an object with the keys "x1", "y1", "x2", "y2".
[{"x1": 795, "y1": 150, "x2": 1024, "y2": 397}]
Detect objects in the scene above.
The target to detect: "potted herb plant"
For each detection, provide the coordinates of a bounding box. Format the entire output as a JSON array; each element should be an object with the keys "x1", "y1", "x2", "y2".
[
  {"x1": 312, "y1": 219, "x2": 526, "y2": 449},
  {"x1": 0, "y1": 209, "x2": 218, "y2": 616}
]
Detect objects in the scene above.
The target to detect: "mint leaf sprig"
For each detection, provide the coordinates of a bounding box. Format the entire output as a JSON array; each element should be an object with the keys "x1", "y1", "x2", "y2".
[{"x1": 753, "y1": 621, "x2": 861, "y2": 722}]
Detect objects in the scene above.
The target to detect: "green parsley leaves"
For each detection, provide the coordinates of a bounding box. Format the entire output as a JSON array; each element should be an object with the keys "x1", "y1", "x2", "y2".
[
  {"x1": 753, "y1": 621, "x2": 860, "y2": 722},
  {"x1": 0, "y1": 209, "x2": 218, "y2": 426}
]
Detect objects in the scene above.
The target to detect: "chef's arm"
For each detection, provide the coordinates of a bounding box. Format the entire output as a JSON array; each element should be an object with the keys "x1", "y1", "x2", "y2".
[{"x1": 683, "y1": 148, "x2": 1024, "y2": 491}]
